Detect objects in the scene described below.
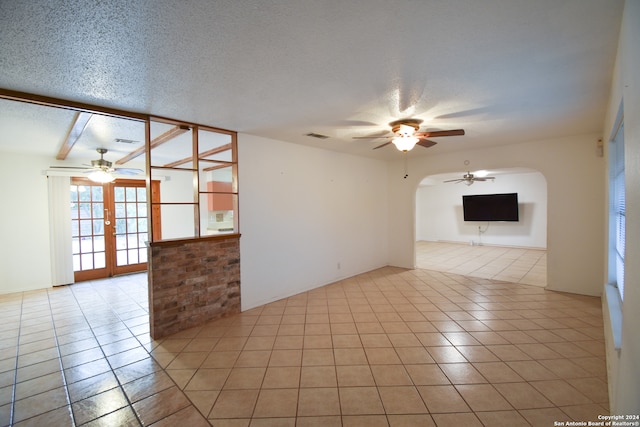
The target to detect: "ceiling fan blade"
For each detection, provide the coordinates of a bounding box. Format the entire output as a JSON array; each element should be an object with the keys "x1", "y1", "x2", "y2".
[
  {"x1": 416, "y1": 139, "x2": 437, "y2": 148},
  {"x1": 114, "y1": 168, "x2": 144, "y2": 175},
  {"x1": 417, "y1": 129, "x2": 465, "y2": 138},
  {"x1": 49, "y1": 165, "x2": 91, "y2": 170},
  {"x1": 373, "y1": 141, "x2": 392, "y2": 150},
  {"x1": 332, "y1": 119, "x2": 380, "y2": 127},
  {"x1": 443, "y1": 178, "x2": 463, "y2": 183},
  {"x1": 352, "y1": 130, "x2": 391, "y2": 140}
]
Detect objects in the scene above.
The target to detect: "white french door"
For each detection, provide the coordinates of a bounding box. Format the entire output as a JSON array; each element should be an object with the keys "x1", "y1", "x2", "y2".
[{"x1": 71, "y1": 178, "x2": 154, "y2": 281}]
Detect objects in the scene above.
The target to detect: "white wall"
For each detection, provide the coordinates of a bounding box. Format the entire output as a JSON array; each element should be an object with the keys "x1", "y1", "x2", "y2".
[
  {"x1": 601, "y1": 0, "x2": 640, "y2": 415},
  {"x1": 1, "y1": 135, "x2": 391, "y2": 306},
  {"x1": 0, "y1": 152, "x2": 53, "y2": 293},
  {"x1": 238, "y1": 134, "x2": 389, "y2": 310},
  {"x1": 416, "y1": 171, "x2": 547, "y2": 248},
  {"x1": 387, "y1": 133, "x2": 605, "y2": 296}
]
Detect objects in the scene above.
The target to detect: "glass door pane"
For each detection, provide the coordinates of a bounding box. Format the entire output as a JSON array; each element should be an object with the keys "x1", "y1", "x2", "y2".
[
  {"x1": 71, "y1": 180, "x2": 108, "y2": 281},
  {"x1": 113, "y1": 180, "x2": 149, "y2": 274}
]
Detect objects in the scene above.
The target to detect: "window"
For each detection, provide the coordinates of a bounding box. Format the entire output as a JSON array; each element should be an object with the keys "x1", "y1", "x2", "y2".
[{"x1": 609, "y1": 122, "x2": 625, "y2": 301}]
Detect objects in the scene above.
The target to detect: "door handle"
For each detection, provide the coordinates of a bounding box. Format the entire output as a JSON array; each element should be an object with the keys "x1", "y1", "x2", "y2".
[{"x1": 104, "y1": 208, "x2": 111, "y2": 226}]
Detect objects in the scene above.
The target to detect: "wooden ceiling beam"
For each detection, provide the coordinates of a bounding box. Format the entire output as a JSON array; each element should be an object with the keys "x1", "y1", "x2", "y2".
[
  {"x1": 200, "y1": 143, "x2": 232, "y2": 157},
  {"x1": 203, "y1": 161, "x2": 233, "y2": 172},
  {"x1": 162, "y1": 143, "x2": 232, "y2": 168},
  {"x1": 115, "y1": 125, "x2": 190, "y2": 165},
  {"x1": 56, "y1": 112, "x2": 93, "y2": 160},
  {"x1": 162, "y1": 157, "x2": 193, "y2": 168}
]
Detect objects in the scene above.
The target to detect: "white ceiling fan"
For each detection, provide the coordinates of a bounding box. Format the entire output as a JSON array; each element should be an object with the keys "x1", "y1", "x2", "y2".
[
  {"x1": 444, "y1": 171, "x2": 495, "y2": 186},
  {"x1": 50, "y1": 148, "x2": 143, "y2": 183}
]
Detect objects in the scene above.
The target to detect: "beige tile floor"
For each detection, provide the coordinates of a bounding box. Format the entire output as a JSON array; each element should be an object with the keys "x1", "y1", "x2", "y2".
[
  {"x1": 0, "y1": 266, "x2": 608, "y2": 426},
  {"x1": 416, "y1": 241, "x2": 547, "y2": 287}
]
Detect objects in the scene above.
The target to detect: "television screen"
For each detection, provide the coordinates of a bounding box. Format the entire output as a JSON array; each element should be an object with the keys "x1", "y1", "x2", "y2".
[{"x1": 462, "y1": 193, "x2": 519, "y2": 222}]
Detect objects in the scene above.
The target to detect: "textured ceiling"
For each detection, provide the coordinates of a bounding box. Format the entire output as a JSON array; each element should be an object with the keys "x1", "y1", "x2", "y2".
[{"x1": 0, "y1": 0, "x2": 624, "y2": 162}]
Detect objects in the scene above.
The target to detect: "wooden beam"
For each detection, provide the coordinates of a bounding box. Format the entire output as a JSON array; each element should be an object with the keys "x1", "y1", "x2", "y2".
[
  {"x1": 203, "y1": 161, "x2": 234, "y2": 172},
  {"x1": 163, "y1": 143, "x2": 232, "y2": 168},
  {"x1": 163, "y1": 157, "x2": 193, "y2": 168},
  {"x1": 0, "y1": 88, "x2": 148, "y2": 121},
  {"x1": 200, "y1": 143, "x2": 232, "y2": 158},
  {"x1": 56, "y1": 112, "x2": 93, "y2": 160},
  {"x1": 115, "y1": 125, "x2": 190, "y2": 165}
]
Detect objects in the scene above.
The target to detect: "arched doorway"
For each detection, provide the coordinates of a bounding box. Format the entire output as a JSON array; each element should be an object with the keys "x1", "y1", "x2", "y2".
[{"x1": 414, "y1": 167, "x2": 548, "y2": 287}]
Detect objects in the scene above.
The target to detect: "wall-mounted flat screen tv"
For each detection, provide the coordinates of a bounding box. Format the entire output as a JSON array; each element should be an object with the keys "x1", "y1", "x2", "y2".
[{"x1": 463, "y1": 193, "x2": 519, "y2": 222}]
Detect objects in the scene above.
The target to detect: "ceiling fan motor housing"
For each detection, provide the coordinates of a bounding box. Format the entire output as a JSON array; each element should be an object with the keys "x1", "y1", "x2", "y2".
[
  {"x1": 389, "y1": 118, "x2": 423, "y2": 135},
  {"x1": 92, "y1": 148, "x2": 113, "y2": 170},
  {"x1": 91, "y1": 158, "x2": 113, "y2": 169}
]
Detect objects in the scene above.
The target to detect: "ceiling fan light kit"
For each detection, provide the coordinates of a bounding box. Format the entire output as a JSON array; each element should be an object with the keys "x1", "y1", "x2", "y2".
[
  {"x1": 88, "y1": 169, "x2": 116, "y2": 183},
  {"x1": 392, "y1": 134, "x2": 420, "y2": 152},
  {"x1": 390, "y1": 120, "x2": 421, "y2": 152}
]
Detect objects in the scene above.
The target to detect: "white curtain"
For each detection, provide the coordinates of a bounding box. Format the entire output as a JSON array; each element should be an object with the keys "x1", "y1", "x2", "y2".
[{"x1": 48, "y1": 176, "x2": 74, "y2": 286}]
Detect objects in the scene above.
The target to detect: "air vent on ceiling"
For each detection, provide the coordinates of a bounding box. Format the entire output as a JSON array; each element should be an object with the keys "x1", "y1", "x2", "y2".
[
  {"x1": 115, "y1": 138, "x2": 140, "y2": 144},
  {"x1": 305, "y1": 132, "x2": 329, "y2": 140}
]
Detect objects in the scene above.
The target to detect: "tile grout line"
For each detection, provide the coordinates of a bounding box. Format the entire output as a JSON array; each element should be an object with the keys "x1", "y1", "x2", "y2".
[
  {"x1": 66, "y1": 280, "x2": 145, "y2": 426},
  {"x1": 94, "y1": 275, "x2": 213, "y2": 425},
  {"x1": 10, "y1": 290, "x2": 77, "y2": 426},
  {"x1": 8, "y1": 292, "x2": 23, "y2": 427},
  {"x1": 45, "y1": 288, "x2": 78, "y2": 426}
]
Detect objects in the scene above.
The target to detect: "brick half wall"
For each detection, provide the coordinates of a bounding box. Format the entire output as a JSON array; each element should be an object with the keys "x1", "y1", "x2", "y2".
[{"x1": 148, "y1": 235, "x2": 241, "y2": 339}]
